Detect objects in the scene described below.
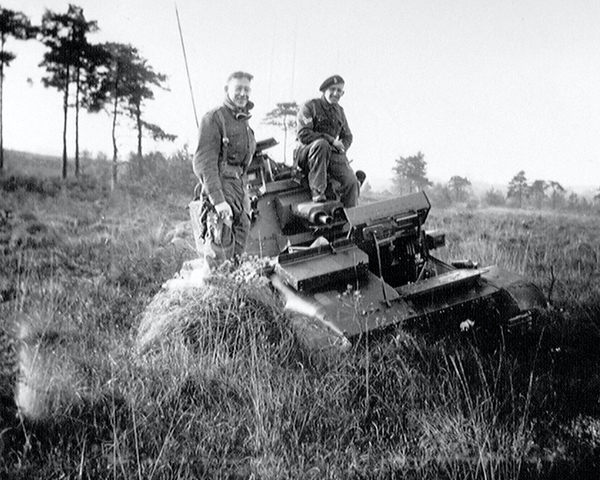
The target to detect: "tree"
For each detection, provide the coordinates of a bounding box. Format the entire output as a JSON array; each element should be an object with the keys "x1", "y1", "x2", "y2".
[
  {"x1": 427, "y1": 182, "x2": 453, "y2": 208},
  {"x1": 507, "y1": 170, "x2": 529, "y2": 209},
  {"x1": 447, "y1": 175, "x2": 471, "y2": 202},
  {"x1": 90, "y1": 42, "x2": 133, "y2": 188},
  {"x1": 91, "y1": 43, "x2": 175, "y2": 187},
  {"x1": 483, "y1": 188, "x2": 506, "y2": 207},
  {"x1": 580, "y1": 196, "x2": 591, "y2": 212},
  {"x1": 39, "y1": 4, "x2": 99, "y2": 178},
  {"x1": 567, "y1": 192, "x2": 579, "y2": 211},
  {"x1": 262, "y1": 102, "x2": 298, "y2": 164},
  {"x1": 548, "y1": 181, "x2": 565, "y2": 210},
  {"x1": 0, "y1": 8, "x2": 36, "y2": 172},
  {"x1": 128, "y1": 121, "x2": 177, "y2": 177},
  {"x1": 141, "y1": 121, "x2": 177, "y2": 145},
  {"x1": 72, "y1": 40, "x2": 108, "y2": 176},
  {"x1": 121, "y1": 57, "x2": 175, "y2": 176},
  {"x1": 392, "y1": 151, "x2": 431, "y2": 193},
  {"x1": 594, "y1": 188, "x2": 600, "y2": 207},
  {"x1": 530, "y1": 179, "x2": 548, "y2": 210}
]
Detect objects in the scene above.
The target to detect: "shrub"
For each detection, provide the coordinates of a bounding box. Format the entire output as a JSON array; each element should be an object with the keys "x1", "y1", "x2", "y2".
[
  {"x1": 122, "y1": 148, "x2": 197, "y2": 200},
  {"x1": 483, "y1": 188, "x2": 506, "y2": 207}
]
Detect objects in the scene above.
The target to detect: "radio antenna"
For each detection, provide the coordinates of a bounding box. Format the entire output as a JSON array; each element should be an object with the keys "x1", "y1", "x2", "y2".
[{"x1": 175, "y1": 3, "x2": 199, "y2": 129}]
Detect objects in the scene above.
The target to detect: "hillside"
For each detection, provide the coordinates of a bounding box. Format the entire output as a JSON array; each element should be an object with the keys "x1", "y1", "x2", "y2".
[{"x1": 3, "y1": 150, "x2": 65, "y2": 178}]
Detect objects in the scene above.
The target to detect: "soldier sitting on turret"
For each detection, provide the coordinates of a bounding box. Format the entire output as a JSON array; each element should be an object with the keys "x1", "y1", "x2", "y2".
[{"x1": 294, "y1": 75, "x2": 360, "y2": 208}]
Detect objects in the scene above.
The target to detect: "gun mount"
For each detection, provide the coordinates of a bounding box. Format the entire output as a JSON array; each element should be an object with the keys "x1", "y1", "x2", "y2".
[{"x1": 190, "y1": 139, "x2": 548, "y2": 348}]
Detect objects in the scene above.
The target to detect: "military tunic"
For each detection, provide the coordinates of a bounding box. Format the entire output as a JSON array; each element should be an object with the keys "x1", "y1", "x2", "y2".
[
  {"x1": 193, "y1": 100, "x2": 256, "y2": 265},
  {"x1": 296, "y1": 97, "x2": 359, "y2": 207}
]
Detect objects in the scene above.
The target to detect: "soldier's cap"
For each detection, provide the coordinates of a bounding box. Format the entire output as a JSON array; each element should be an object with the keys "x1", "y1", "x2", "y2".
[{"x1": 319, "y1": 75, "x2": 345, "y2": 92}]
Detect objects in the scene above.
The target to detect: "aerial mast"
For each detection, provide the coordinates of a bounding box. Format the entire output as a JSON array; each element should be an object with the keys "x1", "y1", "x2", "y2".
[{"x1": 174, "y1": 3, "x2": 199, "y2": 129}]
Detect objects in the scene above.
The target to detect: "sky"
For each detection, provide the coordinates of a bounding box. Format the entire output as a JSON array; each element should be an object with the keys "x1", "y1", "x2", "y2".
[{"x1": 2, "y1": 0, "x2": 599, "y2": 192}]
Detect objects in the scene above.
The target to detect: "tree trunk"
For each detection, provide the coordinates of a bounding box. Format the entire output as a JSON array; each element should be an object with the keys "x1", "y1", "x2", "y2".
[
  {"x1": 62, "y1": 67, "x2": 70, "y2": 179},
  {"x1": 518, "y1": 189, "x2": 523, "y2": 209},
  {"x1": 75, "y1": 66, "x2": 81, "y2": 177},
  {"x1": 0, "y1": 52, "x2": 4, "y2": 174},
  {"x1": 282, "y1": 115, "x2": 288, "y2": 164},
  {"x1": 136, "y1": 105, "x2": 143, "y2": 178},
  {"x1": 111, "y1": 83, "x2": 119, "y2": 191}
]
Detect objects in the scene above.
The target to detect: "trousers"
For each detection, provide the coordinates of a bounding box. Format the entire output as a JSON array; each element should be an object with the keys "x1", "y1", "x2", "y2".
[
  {"x1": 296, "y1": 138, "x2": 360, "y2": 208},
  {"x1": 203, "y1": 176, "x2": 250, "y2": 268}
]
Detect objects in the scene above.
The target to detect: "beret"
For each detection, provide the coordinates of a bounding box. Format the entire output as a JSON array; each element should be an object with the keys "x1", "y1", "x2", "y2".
[{"x1": 319, "y1": 75, "x2": 345, "y2": 92}]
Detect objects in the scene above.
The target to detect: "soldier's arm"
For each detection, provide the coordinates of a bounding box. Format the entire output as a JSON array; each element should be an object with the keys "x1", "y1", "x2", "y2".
[
  {"x1": 297, "y1": 102, "x2": 335, "y2": 145},
  {"x1": 192, "y1": 113, "x2": 226, "y2": 205},
  {"x1": 339, "y1": 108, "x2": 353, "y2": 151}
]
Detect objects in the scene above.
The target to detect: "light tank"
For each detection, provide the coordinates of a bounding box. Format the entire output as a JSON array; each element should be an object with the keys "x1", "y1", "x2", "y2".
[{"x1": 190, "y1": 139, "x2": 549, "y2": 348}]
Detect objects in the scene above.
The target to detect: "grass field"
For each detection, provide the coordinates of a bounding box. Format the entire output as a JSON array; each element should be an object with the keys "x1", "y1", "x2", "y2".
[{"x1": 1, "y1": 151, "x2": 600, "y2": 479}]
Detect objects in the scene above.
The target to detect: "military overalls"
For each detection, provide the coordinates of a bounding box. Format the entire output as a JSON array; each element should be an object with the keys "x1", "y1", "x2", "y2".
[
  {"x1": 192, "y1": 100, "x2": 256, "y2": 267},
  {"x1": 295, "y1": 97, "x2": 359, "y2": 208}
]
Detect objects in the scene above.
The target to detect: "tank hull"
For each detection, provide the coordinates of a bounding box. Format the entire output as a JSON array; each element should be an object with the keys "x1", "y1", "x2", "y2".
[
  {"x1": 272, "y1": 262, "x2": 548, "y2": 348},
  {"x1": 191, "y1": 141, "x2": 549, "y2": 347}
]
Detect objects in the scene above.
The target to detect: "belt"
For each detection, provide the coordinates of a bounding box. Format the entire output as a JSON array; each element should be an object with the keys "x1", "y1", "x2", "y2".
[{"x1": 220, "y1": 163, "x2": 244, "y2": 179}]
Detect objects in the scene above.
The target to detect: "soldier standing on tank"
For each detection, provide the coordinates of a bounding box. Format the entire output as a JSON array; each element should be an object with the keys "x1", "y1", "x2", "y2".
[
  {"x1": 192, "y1": 71, "x2": 257, "y2": 268},
  {"x1": 295, "y1": 75, "x2": 360, "y2": 208}
]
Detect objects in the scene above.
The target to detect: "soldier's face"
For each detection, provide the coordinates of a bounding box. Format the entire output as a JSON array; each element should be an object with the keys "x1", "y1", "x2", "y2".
[
  {"x1": 324, "y1": 84, "x2": 345, "y2": 104},
  {"x1": 226, "y1": 77, "x2": 252, "y2": 108}
]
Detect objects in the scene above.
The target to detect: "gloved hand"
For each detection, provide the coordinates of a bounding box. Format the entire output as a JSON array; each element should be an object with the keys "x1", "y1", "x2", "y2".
[
  {"x1": 332, "y1": 139, "x2": 345, "y2": 153},
  {"x1": 214, "y1": 201, "x2": 232, "y2": 219}
]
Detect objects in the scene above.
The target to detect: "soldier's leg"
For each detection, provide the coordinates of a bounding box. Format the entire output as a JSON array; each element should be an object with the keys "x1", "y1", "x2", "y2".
[
  {"x1": 329, "y1": 153, "x2": 360, "y2": 208},
  {"x1": 305, "y1": 139, "x2": 331, "y2": 200},
  {"x1": 205, "y1": 215, "x2": 235, "y2": 268},
  {"x1": 204, "y1": 178, "x2": 241, "y2": 268},
  {"x1": 233, "y1": 212, "x2": 250, "y2": 259},
  {"x1": 223, "y1": 178, "x2": 250, "y2": 260}
]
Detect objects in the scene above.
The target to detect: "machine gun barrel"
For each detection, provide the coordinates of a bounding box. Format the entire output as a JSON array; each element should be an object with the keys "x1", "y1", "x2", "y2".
[
  {"x1": 314, "y1": 212, "x2": 333, "y2": 225},
  {"x1": 291, "y1": 200, "x2": 343, "y2": 226}
]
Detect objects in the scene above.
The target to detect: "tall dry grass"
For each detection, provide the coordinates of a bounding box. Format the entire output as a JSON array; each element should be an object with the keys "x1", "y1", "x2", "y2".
[{"x1": 1, "y1": 161, "x2": 600, "y2": 478}]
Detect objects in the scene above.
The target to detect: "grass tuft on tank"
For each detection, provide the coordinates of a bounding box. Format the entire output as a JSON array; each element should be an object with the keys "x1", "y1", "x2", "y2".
[{"x1": 137, "y1": 258, "x2": 305, "y2": 367}]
